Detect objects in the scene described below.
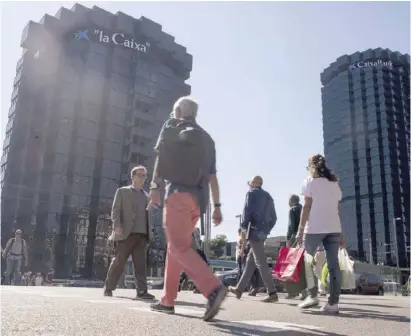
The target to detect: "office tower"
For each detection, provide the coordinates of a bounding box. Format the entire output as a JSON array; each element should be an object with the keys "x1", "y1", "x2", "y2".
[
  {"x1": 321, "y1": 48, "x2": 410, "y2": 268},
  {"x1": 1, "y1": 4, "x2": 192, "y2": 278}
]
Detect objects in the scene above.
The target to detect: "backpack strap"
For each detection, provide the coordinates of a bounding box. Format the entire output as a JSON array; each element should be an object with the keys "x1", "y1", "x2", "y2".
[{"x1": 4, "y1": 238, "x2": 15, "y2": 257}]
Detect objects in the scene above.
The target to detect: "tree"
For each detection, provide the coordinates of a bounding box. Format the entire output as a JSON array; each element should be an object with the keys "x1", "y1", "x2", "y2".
[{"x1": 210, "y1": 235, "x2": 228, "y2": 259}]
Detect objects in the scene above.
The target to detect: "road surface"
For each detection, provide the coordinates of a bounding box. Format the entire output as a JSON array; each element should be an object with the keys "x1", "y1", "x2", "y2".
[{"x1": 1, "y1": 286, "x2": 409, "y2": 336}]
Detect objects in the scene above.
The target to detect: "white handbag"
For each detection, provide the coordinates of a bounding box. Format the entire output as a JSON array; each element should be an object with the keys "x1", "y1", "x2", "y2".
[{"x1": 339, "y1": 248, "x2": 356, "y2": 289}]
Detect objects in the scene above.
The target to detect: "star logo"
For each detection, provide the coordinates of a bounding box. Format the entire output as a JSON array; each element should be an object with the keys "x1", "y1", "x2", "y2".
[
  {"x1": 74, "y1": 30, "x2": 89, "y2": 41},
  {"x1": 348, "y1": 64, "x2": 356, "y2": 71}
]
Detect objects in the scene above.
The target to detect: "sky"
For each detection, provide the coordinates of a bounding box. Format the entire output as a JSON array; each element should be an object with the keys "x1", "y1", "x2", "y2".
[{"x1": 1, "y1": 1, "x2": 410, "y2": 242}]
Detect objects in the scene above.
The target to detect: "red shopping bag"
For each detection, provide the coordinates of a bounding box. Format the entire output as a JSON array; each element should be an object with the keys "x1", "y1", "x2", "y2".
[{"x1": 272, "y1": 247, "x2": 305, "y2": 283}]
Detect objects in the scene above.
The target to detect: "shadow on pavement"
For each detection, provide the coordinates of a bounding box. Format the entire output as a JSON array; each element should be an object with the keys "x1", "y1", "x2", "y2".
[
  {"x1": 341, "y1": 295, "x2": 404, "y2": 301},
  {"x1": 212, "y1": 320, "x2": 347, "y2": 336},
  {"x1": 173, "y1": 312, "x2": 202, "y2": 319},
  {"x1": 341, "y1": 303, "x2": 402, "y2": 309},
  {"x1": 114, "y1": 295, "x2": 156, "y2": 303},
  {"x1": 175, "y1": 300, "x2": 205, "y2": 309},
  {"x1": 302, "y1": 307, "x2": 410, "y2": 323},
  {"x1": 175, "y1": 300, "x2": 226, "y2": 311}
]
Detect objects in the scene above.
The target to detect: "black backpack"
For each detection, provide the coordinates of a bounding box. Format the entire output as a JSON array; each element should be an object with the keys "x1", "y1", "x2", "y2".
[{"x1": 156, "y1": 118, "x2": 214, "y2": 187}]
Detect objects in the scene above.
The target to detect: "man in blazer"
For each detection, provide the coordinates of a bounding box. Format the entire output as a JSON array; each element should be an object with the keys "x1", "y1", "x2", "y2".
[{"x1": 104, "y1": 166, "x2": 154, "y2": 300}]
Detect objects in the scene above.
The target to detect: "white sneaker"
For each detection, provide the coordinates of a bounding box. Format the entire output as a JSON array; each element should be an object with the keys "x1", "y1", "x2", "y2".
[
  {"x1": 298, "y1": 297, "x2": 320, "y2": 309},
  {"x1": 320, "y1": 303, "x2": 339, "y2": 314}
]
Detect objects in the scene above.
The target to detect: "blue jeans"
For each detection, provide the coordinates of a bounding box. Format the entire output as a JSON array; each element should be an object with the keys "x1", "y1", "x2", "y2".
[
  {"x1": 5, "y1": 258, "x2": 22, "y2": 285},
  {"x1": 303, "y1": 233, "x2": 341, "y2": 305}
]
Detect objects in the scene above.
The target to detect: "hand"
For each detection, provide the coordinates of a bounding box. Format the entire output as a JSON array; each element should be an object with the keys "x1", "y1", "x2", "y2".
[
  {"x1": 286, "y1": 240, "x2": 292, "y2": 248},
  {"x1": 148, "y1": 189, "x2": 161, "y2": 209},
  {"x1": 114, "y1": 227, "x2": 122, "y2": 235},
  {"x1": 339, "y1": 236, "x2": 345, "y2": 249},
  {"x1": 296, "y1": 231, "x2": 303, "y2": 245},
  {"x1": 212, "y1": 207, "x2": 223, "y2": 226}
]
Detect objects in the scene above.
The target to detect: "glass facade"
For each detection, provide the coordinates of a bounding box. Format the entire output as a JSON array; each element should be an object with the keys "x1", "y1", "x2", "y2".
[
  {"x1": 0, "y1": 4, "x2": 192, "y2": 278},
  {"x1": 321, "y1": 48, "x2": 410, "y2": 268}
]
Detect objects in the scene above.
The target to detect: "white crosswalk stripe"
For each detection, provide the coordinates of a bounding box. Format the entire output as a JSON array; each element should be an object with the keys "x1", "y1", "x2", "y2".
[
  {"x1": 130, "y1": 306, "x2": 204, "y2": 316},
  {"x1": 216, "y1": 320, "x2": 325, "y2": 334}
]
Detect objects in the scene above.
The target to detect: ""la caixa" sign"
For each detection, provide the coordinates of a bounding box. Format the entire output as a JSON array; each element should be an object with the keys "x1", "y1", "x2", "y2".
[{"x1": 74, "y1": 29, "x2": 151, "y2": 52}]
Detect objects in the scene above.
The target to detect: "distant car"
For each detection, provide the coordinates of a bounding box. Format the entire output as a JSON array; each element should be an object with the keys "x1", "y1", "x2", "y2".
[
  {"x1": 355, "y1": 273, "x2": 385, "y2": 295},
  {"x1": 147, "y1": 278, "x2": 164, "y2": 290},
  {"x1": 216, "y1": 267, "x2": 285, "y2": 293},
  {"x1": 216, "y1": 269, "x2": 239, "y2": 288}
]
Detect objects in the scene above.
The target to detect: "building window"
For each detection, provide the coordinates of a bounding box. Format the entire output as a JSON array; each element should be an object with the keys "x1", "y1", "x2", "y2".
[{"x1": 2, "y1": 146, "x2": 9, "y2": 157}]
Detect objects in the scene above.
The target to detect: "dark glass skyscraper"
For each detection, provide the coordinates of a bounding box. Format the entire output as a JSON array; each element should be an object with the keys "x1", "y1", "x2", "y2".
[
  {"x1": 0, "y1": 4, "x2": 192, "y2": 278},
  {"x1": 321, "y1": 48, "x2": 410, "y2": 268}
]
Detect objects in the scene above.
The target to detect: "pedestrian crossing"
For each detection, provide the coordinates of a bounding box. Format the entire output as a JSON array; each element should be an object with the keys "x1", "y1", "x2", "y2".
[{"x1": 2, "y1": 286, "x2": 328, "y2": 334}]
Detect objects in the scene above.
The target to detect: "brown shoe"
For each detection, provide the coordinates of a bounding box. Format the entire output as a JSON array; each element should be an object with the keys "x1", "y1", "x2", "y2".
[
  {"x1": 261, "y1": 292, "x2": 279, "y2": 303},
  {"x1": 228, "y1": 286, "x2": 242, "y2": 299},
  {"x1": 104, "y1": 289, "x2": 113, "y2": 297}
]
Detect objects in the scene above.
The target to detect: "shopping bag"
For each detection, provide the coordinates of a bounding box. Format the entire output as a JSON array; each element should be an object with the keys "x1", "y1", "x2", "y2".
[
  {"x1": 339, "y1": 248, "x2": 356, "y2": 289},
  {"x1": 284, "y1": 253, "x2": 307, "y2": 294},
  {"x1": 273, "y1": 246, "x2": 305, "y2": 283}
]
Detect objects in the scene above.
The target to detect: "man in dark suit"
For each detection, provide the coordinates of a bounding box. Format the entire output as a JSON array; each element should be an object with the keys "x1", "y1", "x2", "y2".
[
  {"x1": 104, "y1": 166, "x2": 154, "y2": 300},
  {"x1": 229, "y1": 175, "x2": 278, "y2": 303}
]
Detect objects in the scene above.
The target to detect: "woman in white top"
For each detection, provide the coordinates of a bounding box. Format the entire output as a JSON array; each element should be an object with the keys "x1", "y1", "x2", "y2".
[{"x1": 296, "y1": 154, "x2": 344, "y2": 314}]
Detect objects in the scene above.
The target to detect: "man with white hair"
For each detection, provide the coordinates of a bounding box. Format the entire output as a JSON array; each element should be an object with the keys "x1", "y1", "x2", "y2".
[
  {"x1": 229, "y1": 175, "x2": 279, "y2": 303},
  {"x1": 104, "y1": 166, "x2": 154, "y2": 300},
  {"x1": 2, "y1": 229, "x2": 28, "y2": 285},
  {"x1": 148, "y1": 96, "x2": 227, "y2": 322}
]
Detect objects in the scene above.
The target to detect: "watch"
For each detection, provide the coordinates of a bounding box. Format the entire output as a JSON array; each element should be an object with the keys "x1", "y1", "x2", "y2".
[
  {"x1": 214, "y1": 203, "x2": 221, "y2": 208},
  {"x1": 150, "y1": 182, "x2": 159, "y2": 190}
]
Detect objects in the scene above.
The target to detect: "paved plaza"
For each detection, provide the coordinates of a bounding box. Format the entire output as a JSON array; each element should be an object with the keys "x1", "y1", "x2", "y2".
[{"x1": 1, "y1": 286, "x2": 410, "y2": 336}]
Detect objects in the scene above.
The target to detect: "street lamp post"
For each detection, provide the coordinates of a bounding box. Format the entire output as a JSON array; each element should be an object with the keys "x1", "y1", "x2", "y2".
[
  {"x1": 392, "y1": 217, "x2": 402, "y2": 296},
  {"x1": 235, "y1": 214, "x2": 242, "y2": 228},
  {"x1": 365, "y1": 238, "x2": 373, "y2": 264}
]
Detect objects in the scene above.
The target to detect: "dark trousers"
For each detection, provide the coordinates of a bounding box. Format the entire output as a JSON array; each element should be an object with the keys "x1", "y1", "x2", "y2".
[
  {"x1": 236, "y1": 240, "x2": 277, "y2": 294},
  {"x1": 105, "y1": 233, "x2": 149, "y2": 293},
  {"x1": 250, "y1": 268, "x2": 262, "y2": 289}
]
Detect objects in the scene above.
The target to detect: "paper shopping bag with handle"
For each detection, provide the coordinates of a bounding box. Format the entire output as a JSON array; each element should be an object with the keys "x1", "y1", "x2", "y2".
[{"x1": 273, "y1": 246, "x2": 305, "y2": 283}]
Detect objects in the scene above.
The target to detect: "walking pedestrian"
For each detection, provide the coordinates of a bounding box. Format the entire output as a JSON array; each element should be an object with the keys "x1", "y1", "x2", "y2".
[
  {"x1": 314, "y1": 248, "x2": 327, "y2": 296},
  {"x1": 228, "y1": 175, "x2": 279, "y2": 303},
  {"x1": 2, "y1": 230, "x2": 28, "y2": 285},
  {"x1": 104, "y1": 166, "x2": 154, "y2": 301},
  {"x1": 285, "y1": 194, "x2": 305, "y2": 299},
  {"x1": 236, "y1": 229, "x2": 246, "y2": 280},
  {"x1": 148, "y1": 96, "x2": 227, "y2": 321},
  {"x1": 296, "y1": 154, "x2": 344, "y2": 314}
]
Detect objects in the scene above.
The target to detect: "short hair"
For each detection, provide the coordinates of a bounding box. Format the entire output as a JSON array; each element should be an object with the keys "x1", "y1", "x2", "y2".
[
  {"x1": 173, "y1": 96, "x2": 198, "y2": 119},
  {"x1": 249, "y1": 175, "x2": 263, "y2": 187},
  {"x1": 290, "y1": 195, "x2": 300, "y2": 204},
  {"x1": 131, "y1": 165, "x2": 147, "y2": 177}
]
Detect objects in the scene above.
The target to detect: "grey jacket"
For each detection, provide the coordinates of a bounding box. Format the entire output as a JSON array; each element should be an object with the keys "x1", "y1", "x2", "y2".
[{"x1": 109, "y1": 186, "x2": 153, "y2": 242}]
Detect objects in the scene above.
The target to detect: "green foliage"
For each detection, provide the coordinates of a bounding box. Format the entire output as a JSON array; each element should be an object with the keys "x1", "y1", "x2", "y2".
[{"x1": 209, "y1": 235, "x2": 228, "y2": 258}]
